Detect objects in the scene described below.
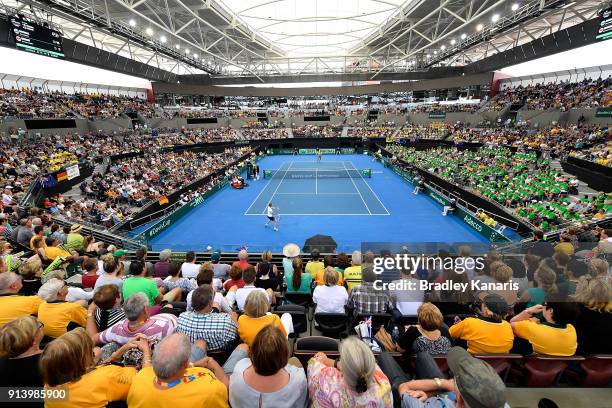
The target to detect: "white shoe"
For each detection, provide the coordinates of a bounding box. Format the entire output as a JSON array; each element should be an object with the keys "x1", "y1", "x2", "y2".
[
  {"x1": 264, "y1": 224, "x2": 268, "y2": 228},
  {"x1": 274, "y1": 227, "x2": 278, "y2": 231}
]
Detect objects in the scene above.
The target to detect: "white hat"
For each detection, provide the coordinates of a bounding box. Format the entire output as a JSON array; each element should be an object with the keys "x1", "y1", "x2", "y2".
[{"x1": 282, "y1": 243, "x2": 300, "y2": 258}]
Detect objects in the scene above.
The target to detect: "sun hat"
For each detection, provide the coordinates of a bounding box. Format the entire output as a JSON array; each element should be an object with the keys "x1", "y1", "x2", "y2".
[{"x1": 282, "y1": 243, "x2": 300, "y2": 258}]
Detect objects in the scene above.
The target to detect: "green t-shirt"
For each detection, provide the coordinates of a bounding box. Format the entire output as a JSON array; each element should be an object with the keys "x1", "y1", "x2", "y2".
[
  {"x1": 66, "y1": 233, "x2": 84, "y2": 252},
  {"x1": 122, "y1": 276, "x2": 160, "y2": 306},
  {"x1": 284, "y1": 271, "x2": 312, "y2": 294}
]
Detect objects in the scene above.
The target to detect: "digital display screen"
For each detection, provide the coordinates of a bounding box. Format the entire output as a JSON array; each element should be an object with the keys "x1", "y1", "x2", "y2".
[
  {"x1": 9, "y1": 15, "x2": 64, "y2": 58},
  {"x1": 596, "y1": 6, "x2": 612, "y2": 41}
]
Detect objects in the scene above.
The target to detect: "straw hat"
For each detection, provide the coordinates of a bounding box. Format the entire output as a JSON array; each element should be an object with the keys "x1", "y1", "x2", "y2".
[
  {"x1": 282, "y1": 243, "x2": 300, "y2": 258},
  {"x1": 70, "y1": 224, "x2": 82, "y2": 233}
]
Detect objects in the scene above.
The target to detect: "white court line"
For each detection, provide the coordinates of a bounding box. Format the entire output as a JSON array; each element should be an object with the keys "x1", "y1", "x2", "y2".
[
  {"x1": 264, "y1": 161, "x2": 292, "y2": 214},
  {"x1": 345, "y1": 161, "x2": 391, "y2": 215},
  {"x1": 343, "y1": 161, "x2": 372, "y2": 215},
  {"x1": 315, "y1": 168, "x2": 318, "y2": 194},
  {"x1": 243, "y1": 161, "x2": 287, "y2": 215},
  {"x1": 243, "y1": 213, "x2": 384, "y2": 216},
  {"x1": 274, "y1": 192, "x2": 360, "y2": 195}
]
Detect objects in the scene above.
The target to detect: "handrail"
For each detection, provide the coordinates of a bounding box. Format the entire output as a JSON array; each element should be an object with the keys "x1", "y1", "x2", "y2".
[
  {"x1": 51, "y1": 216, "x2": 145, "y2": 249},
  {"x1": 126, "y1": 200, "x2": 183, "y2": 230},
  {"x1": 18, "y1": 175, "x2": 43, "y2": 208}
]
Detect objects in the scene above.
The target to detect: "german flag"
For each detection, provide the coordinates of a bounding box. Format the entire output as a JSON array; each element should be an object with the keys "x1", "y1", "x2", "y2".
[
  {"x1": 159, "y1": 195, "x2": 169, "y2": 205},
  {"x1": 56, "y1": 171, "x2": 68, "y2": 182}
]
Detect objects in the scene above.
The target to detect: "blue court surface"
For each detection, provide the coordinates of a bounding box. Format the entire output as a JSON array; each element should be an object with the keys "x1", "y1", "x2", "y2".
[{"x1": 148, "y1": 154, "x2": 488, "y2": 252}]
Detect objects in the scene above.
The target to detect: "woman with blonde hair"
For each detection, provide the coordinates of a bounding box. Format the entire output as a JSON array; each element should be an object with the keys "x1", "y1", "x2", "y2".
[
  {"x1": 255, "y1": 250, "x2": 279, "y2": 291},
  {"x1": 573, "y1": 277, "x2": 612, "y2": 355},
  {"x1": 237, "y1": 290, "x2": 289, "y2": 346},
  {"x1": 40, "y1": 328, "x2": 148, "y2": 407},
  {"x1": 0, "y1": 316, "x2": 44, "y2": 387},
  {"x1": 519, "y1": 264, "x2": 558, "y2": 307},
  {"x1": 18, "y1": 258, "x2": 43, "y2": 296},
  {"x1": 308, "y1": 336, "x2": 392, "y2": 407}
]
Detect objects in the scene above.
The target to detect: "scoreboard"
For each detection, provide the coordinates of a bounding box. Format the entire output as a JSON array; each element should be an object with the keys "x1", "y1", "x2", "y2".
[
  {"x1": 596, "y1": 6, "x2": 612, "y2": 41},
  {"x1": 9, "y1": 15, "x2": 64, "y2": 58}
]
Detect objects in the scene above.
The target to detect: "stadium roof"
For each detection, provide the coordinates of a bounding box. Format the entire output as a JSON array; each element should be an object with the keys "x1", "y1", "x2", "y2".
[{"x1": 0, "y1": 0, "x2": 607, "y2": 82}]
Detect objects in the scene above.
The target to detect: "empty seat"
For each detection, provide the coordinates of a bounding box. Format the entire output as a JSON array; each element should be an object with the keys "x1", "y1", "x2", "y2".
[
  {"x1": 580, "y1": 355, "x2": 612, "y2": 387},
  {"x1": 314, "y1": 312, "x2": 348, "y2": 338},
  {"x1": 523, "y1": 355, "x2": 586, "y2": 387}
]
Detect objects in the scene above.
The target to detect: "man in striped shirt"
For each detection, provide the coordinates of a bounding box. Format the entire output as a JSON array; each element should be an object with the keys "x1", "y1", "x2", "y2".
[
  {"x1": 91, "y1": 292, "x2": 177, "y2": 345},
  {"x1": 177, "y1": 285, "x2": 238, "y2": 351}
]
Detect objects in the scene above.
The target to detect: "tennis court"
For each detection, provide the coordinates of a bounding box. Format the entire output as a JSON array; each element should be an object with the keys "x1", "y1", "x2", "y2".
[{"x1": 244, "y1": 160, "x2": 389, "y2": 216}]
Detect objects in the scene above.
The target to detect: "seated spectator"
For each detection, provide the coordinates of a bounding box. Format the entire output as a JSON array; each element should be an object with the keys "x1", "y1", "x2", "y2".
[
  {"x1": 37, "y1": 278, "x2": 87, "y2": 338},
  {"x1": 164, "y1": 262, "x2": 196, "y2": 298},
  {"x1": 230, "y1": 266, "x2": 273, "y2": 311},
  {"x1": 211, "y1": 249, "x2": 230, "y2": 280},
  {"x1": 379, "y1": 346, "x2": 508, "y2": 408},
  {"x1": 314, "y1": 257, "x2": 344, "y2": 286},
  {"x1": 89, "y1": 284, "x2": 126, "y2": 333},
  {"x1": 232, "y1": 249, "x2": 252, "y2": 271},
  {"x1": 180, "y1": 251, "x2": 200, "y2": 279},
  {"x1": 312, "y1": 267, "x2": 348, "y2": 314},
  {"x1": 588, "y1": 257, "x2": 610, "y2": 280},
  {"x1": 45, "y1": 237, "x2": 73, "y2": 262},
  {"x1": 348, "y1": 265, "x2": 391, "y2": 317},
  {"x1": 41, "y1": 328, "x2": 141, "y2": 408},
  {"x1": 305, "y1": 249, "x2": 324, "y2": 280},
  {"x1": 397, "y1": 303, "x2": 451, "y2": 355},
  {"x1": 154, "y1": 249, "x2": 173, "y2": 278},
  {"x1": 123, "y1": 260, "x2": 162, "y2": 306},
  {"x1": 127, "y1": 333, "x2": 229, "y2": 407},
  {"x1": 308, "y1": 336, "x2": 392, "y2": 407},
  {"x1": 177, "y1": 285, "x2": 238, "y2": 351},
  {"x1": 91, "y1": 292, "x2": 177, "y2": 345},
  {"x1": 573, "y1": 276, "x2": 612, "y2": 354},
  {"x1": 238, "y1": 290, "x2": 289, "y2": 347},
  {"x1": 255, "y1": 250, "x2": 279, "y2": 291},
  {"x1": 335, "y1": 252, "x2": 351, "y2": 279},
  {"x1": 282, "y1": 243, "x2": 300, "y2": 277},
  {"x1": 389, "y1": 266, "x2": 424, "y2": 316},
  {"x1": 135, "y1": 247, "x2": 155, "y2": 276},
  {"x1": 65, "y1": 224, "x2": 84, "y2": 252},
  {"x1": 18, "y1": 258, "x2": 43, "y2": 296},
  {"x1": 555, "y1": 234, "x2": 575, "y2": 256},
  {"x1": 0, "y1": 316, "x2": 44, "y2": 387},
  {"x1": 489, "y1": 263, "x2": 518, "y2": 308},
  {"x1": 559, "y1": 258, "x2": 589, "y2": 295},
  {"x1": 0, "y1": 272, "x2": 43, "y2": 327},
  {"x1": 223, "y1": 265, "x2": 245, "y2": 292},
  {"x1": 285, "y1": 257, "x2": 312, "y2": 294},
  {"x1": 344, "y1": 251, "x2": 363, "y2": 292},
  {"x1": 519, "y1": 263, "x2": 558, "y2": 307},
  {"x1": 80, "y1": 257, "x2": 99, "y2": 289},
  {"x1": 229, "y1": 325, "x2": 307, "y2": 407},
  {"x1": 186, "y1": 266, "x2": 230, "y2": 313},
  {"x1": 510, "y1": 293, "x2": 579, "y2": 356},
  {"x1": 94, "y1": 254, "x2": 124, "y2": 292},
  {"x1": 449, "y1": 293, "x2": 514, "y2": 354}
]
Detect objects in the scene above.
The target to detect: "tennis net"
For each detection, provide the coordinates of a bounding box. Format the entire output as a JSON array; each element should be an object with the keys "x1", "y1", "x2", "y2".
[{"x1": 263, "y1": 168, "x2": 372, "y2": 179}]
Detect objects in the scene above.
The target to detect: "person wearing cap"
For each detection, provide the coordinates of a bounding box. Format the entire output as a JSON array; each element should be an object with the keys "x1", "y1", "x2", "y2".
[
  {"x1": 210, "y1": 249, "x2": 230, "y2": 280},
  {"x1": 282, "y1": 243, "x2": 300, "y2": 277},
  {"x1": 66, "y1": 224, "x2": 85, "y2": 252},
  {"x1": 0, "y1": 272, "x2": 44, "y2": 328},
  {"x1": 114, "y1": 248, "x2": 130, "y2": 272},
  {"x1": 378, "y1": 346, "x2": 509, "y2": 408},
  {"x1": 37, "y1": 278, "x2": 87, "y2": 338},
  {"x1": 510, "y1": 293, "x2": 579, "y2": 356},
  {"x1": 448, "y1": 293, "x2": 514, "y2": 354}
]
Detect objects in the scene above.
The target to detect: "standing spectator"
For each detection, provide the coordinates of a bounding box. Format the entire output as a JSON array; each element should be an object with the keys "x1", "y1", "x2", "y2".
[
  {"x1": 0, "y1": 316, "x2": 44, "y2": 388},
  {"x1": 449, "y1": 293, "x2": 514, "y2": 354},
  {"x1": 229, "y1": 325, "x2": 307, "y2": 407},
  {"x1": 232, "y1": 249, "x2": 252, "y2": 271},
  {"x1": 211, "y1": 249, "x2": 230, "y2": 280},
  {"x1": 344, "y1": 251, "x2": 363, "y2": 292},
  {"x1": 348, "y1": 266, "x2": 391, "y2": 317},
  {"x1": 308, "y1": 336, "x2": 392, "y2": 407},
  {"x1": 181, "y1": 251, "x2": 200, "y2": 279},
  {"x1": 80, "y1": 257, "x2": 99, "y2": 289},
  {"x1": 41, "y1": 328, "x2": 140, "y2": 408},
  {"x1": 154, "y1": 249, "x2": 173, "y2": 278},
  {"x1": 0, "y1": 272, "x2": 43, "y2": 327},
  {"x1": 312, "y1": 267, "x2": 348, "y2": 314},
  {"x1": 176, "y1": 285, "x2": 238, "y2": 351},
  {"x1": 127, "y1": 333, "x2": 229, "y2": 407},
  {"x1": 37, "y1": 278, "x2": 87, "y2": 338}
]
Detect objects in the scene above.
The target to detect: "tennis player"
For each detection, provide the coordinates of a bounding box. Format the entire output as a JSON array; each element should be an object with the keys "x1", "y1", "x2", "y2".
[
  {"x1": 316, "y1": 147, "x2": 322, "y2": 162},
  {"x1": 265, "y1": 202, "x2": 279, "y2": 231}
]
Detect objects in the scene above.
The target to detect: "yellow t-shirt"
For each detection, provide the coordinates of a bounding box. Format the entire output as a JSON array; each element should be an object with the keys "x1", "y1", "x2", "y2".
[
  {"x1": 314, "y1": 269, "x2": 344, "y2": 286},
  {"x1": 237, "y1": 314, "x2": 287, "y2": 347},
  {"x1": 45, "y1": 365, "x2": 136, "y2": 408},
  {"x1": 0, "y1": 294, "x2": 44, "y2": 327},
  {"x1": 554, "y1": 242, "x2": 574, "y2": 256},
  {"x1": 449, "y1": 317, "x2": 514, "y2": 354},
  {"x1": 513, "y1": 320, "x2": 577, "y2": 356},
  {"x1": 343, "y1": 265, "x2": 363, "y2": 293},
  {"x1": 30, "y1": 235, "x2": 48, "y2": 251},
  {"x1": 305, "y1": 261, "x2": 324, "y2": 279},
  {"x1": 44, "y1": 246, "x2": 71, "y2": 261},
  {"x1": 38, "y1": 301, "x2": 87, "y2": 338},
  {"x1": 127, "y1": 366, "x2": 229, "y2": 408}
]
